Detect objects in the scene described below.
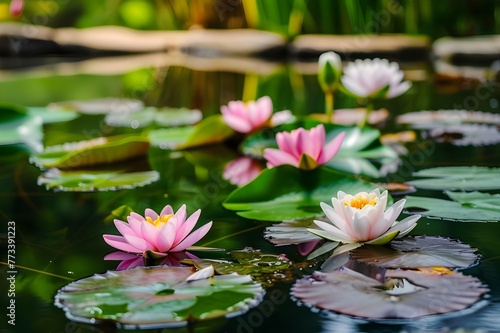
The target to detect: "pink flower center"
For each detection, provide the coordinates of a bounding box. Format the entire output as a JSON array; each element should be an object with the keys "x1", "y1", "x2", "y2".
[
  {"x1": 145, "y1": 214, "x2": 174, "y2": 229},
  {"x1": 343, "y1": 193, "x2": 379, "y2": 210}
]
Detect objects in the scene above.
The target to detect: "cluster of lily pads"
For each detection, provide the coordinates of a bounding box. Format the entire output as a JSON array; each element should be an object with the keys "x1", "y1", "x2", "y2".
[{"x1": 2, "y1": 51, "x2": 498, "y2": 329}]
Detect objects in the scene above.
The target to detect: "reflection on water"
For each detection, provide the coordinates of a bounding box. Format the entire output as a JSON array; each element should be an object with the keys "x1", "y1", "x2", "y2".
[{"x1": 0, "y1": 54, "x2": 499, "y2": 333}]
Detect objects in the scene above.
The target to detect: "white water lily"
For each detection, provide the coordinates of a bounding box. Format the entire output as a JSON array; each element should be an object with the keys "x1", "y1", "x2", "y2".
[
  {"x1": 341, "y1": 58, "x2": 411, "y2": 99},
  {"x1": 308, "y1": 189, "x2": 420, "y2": 251}
]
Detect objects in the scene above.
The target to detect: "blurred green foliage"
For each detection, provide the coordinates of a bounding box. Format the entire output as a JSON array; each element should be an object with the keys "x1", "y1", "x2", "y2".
[{"x1": 0, "y1": 0, "x2": 498, "y2": 39}]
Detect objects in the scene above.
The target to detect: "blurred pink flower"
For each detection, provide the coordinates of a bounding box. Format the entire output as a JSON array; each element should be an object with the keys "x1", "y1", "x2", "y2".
[
  {"x1": 341, "y1": 58, "x2": 411, "y2": 99},
  {"x1": 264, "y1": 124, "x2": 345, "y2": 170},
  {"x1": 103, "y1": 204, "x2": 212, "y2": 258},
  {"x1": 9, "y1": 0, "x2": 24, "y2": 17},
  {"x1": 221, "y1": 96, "x2": 273, "y2": 133},
  {"x1": 223, "y1": 157, "x2": 263, "y2": 186},
  {"x1": 104, "y1": 251, "x2": 199, "y2": 270}
]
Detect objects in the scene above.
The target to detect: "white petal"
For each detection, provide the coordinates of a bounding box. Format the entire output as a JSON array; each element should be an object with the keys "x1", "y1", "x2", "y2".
[{"x1": 313, "y1": 220, "x2": 355, "y2": 243}]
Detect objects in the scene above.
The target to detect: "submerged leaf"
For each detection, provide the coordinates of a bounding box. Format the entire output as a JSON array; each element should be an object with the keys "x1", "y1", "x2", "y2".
[
  {"x1": 351, "y1": 236, "x2": 479, "y2": 269},
  {"x1": 292, "y1": 267, "x2": 488, "y2": 319},
  {"x1": 55, "y1": 266, "x2": 264, "y2": 329},
  {"x1": 223, "y1": 165, "x2": 376, "y2": 221},
  {"x1": 193, "y1": 249, "x2": 292, "y2": 286},
  {"x1": 409, "y1": 166, "x2": 500, "y2": 190},
  {"x1": 405, "y1": 194, "x2": 500, "y2": 222},
  {"x1": 150, "y1": 115, "x2": 234, "y2": 150},
  {"x1": 38, "y1": 169, "x2": 159, "y2": 192},
  {"x1": 31, "y1": 135, "x2": 150, "y2": 169}
]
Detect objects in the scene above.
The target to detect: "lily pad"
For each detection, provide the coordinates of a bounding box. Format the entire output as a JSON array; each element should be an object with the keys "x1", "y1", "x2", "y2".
[
  {"x1": 223, "y1": 165, "x2": 376, "y2": 221},
  {"x1": 31, "y1": 135, "x2": 150, "y2": 169},
  {"x1": 105, "y1": 107, "x2": 202, "y2": 128},
  {"x1": 409, "y1": 166, "x2": 500, "y2": 190},
  {"x1": 405, "y1": 192, "x2": 500, "y2": 222},
  {"x1": 48, "y1": 98, "x2": 144, "y2": 115},
  {"x1": 150, "y1": 115, "x2": 234, "y2": 150},
  {"x1": 55, "y1": 266, "x2": 264, "y2": 329},
  {"x1": 425, "y1": 124, "x2": 500, "y2": 147},
  {"x1": 38, "y1": 169, "x2": 159, "y2": 192},
  {"x1": 193, "y1": 249, "x2": 292, "y2": 286},
  {"x1": 27, "y1": 107, "x2": 80, "y2": 124},
  {"x1": 397, "y1": 110, "x2": 500, "y2": 129},
  {"x1": 350, "y1": 236, "x2": 479, "y2": 269},
  {"x1": 264, "y1": 217, "x2": 324, "y2": 246},
  {"x1": 0, "y1": 104, "x2": 43, "y2": 151},
  {"x1": 292, "y1": 267, "x2": 488, "y2": 319}
]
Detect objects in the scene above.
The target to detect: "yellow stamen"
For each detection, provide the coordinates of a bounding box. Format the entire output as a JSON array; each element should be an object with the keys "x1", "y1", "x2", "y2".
[
  {"x1": 343, "y1": 193, "x2": 378, "y2": 210},
  {"x1": 145, "y1": 214, "x2": 174, "y2": 229}
]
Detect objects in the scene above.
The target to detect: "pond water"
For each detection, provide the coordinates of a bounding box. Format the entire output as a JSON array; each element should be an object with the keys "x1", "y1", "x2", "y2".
[{"x1": 1, "y1": 56, "x2": 500, "y2": 333}]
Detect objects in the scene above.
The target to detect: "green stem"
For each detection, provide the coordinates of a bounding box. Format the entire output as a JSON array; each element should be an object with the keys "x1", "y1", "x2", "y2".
[
  {"x1": 359, "y1": 100, "x2": 373, "y2": 128},
  {"x1": 325, "y1": 91, "x2": 334, "y2": 123}
]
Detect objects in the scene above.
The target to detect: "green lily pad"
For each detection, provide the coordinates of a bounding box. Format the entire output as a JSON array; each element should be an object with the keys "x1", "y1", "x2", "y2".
[
  {"x1": 38, "y1": 169, "x2": 160, "y2": 192},
  {"x1": 0, "y1": 104, "x2": 43, "y2": 151},
  {"x1": 292, "y1": 268, "x2": 488, "y2": 319},
  {"x1": 223, "y1": 165, "x2": 377, "y2": 221},
  {"x1": 55, "y1": 266, "x2": 264, "y2": 329},
  {"x1": 405, "y1": 193, "x2": 500, "y2": 222},
  {"x1": 31, "y1": 135, "x2": 150, "y2": 169},
  {"x1": 48, "y1": 98, "x2": 144, "y2": 115},
  {"x1": 150, "y1": 115, "x2": 234, "y2": 150},
  {"x1": 193, "y1": 249, "x2": 292, "y2": 286},
  {"x1": 409, "y1": 166, "x2": 500, "y2": 190},
  {"x1": 27, "y1": 107, "x2": 80, "y2": 124},
  {"x1": 105, "y1": 107, "x2": 202, "y2": 128},
  {"x1": 351, "y1": 236, "x2": 480, "y2": 269}
]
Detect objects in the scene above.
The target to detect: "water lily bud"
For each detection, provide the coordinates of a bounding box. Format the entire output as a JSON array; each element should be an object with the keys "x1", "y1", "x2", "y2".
[
  {"x1": 9, "y1": 0, "x2": 24, "y2": 17},
  {"x1": 318, "y1": 51, "x2": 342, "y2": 92}
]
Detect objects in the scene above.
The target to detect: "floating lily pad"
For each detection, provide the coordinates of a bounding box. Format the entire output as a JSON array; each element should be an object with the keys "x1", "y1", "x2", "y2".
[
  {"x1": 150, "y1": 115, "x2": 234, "y2": 150},
  {"x1": 409, "y1": 166, "x2": 500, "y2": 190},
  {"x1": 350, "y1": 236, "x2": 479, "y2": 269},
  {"x1": 27, "y1": 107, "x2": 80, "y2": 124},
  {"x1": 0, "y1": 103, "x2": 43, "y2": 151},
  {"x1": 105, "y1": 107, "x2": 202, "y2": 128},
  {"x1": 193, "y1": 249, "x2": 292, "y2": 286},
  {"x1": 49, "y1": 98, "x2": 144, "y2": 115},
  {"x1": 264, "y1": 217, "x2": 324, "y2": 245},
  {"x1": 397, "y1": 110, "x2": 500, "y2": 129},
  {"x1": 223, "y1": 165, "x2": 376, "y2": 221},
  {"x1": 405, "y1": 192, "x2": 500, "y2": 222},
  {"x1": 31, "y1": 135, "x2": 150, "y2": 169},
  {"x1": 425, "y1": 124, "x2": 500, "y2": 147},
  {"x1": 55, "y1": 266, "x2": 264, "y2": 329},
  {"x1": 292, "y1": 268, "x2": 488, "y2": 319},
  {"x1": 38, "y1": 169, "x2": 159, "y2": 192}
]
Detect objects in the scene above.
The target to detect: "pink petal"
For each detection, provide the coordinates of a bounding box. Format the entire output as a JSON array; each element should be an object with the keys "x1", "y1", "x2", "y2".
[
  {"x1": 116, "y1": 257, "x2": 144, "y2": 270},
  {"x1": 156, "y1": 221, "x2": 176, "y2": 252},
  {"x1": 123, "y1": 233, "x2": 150, "y2": 252},
  {"x1": 174, "y1": 205, "x2": 187, "y2": 226},
  {"x1": 297, "y1": 239, "x2": 321, "y2": 256},
  {"x1": 145, "y1": 208, "x2": 159, "y2": 220},
  {"x1": 104, "y1": 251, "x2": 138, "y2": 261},
  {"x1": 103, "y1": 235, "x2": 141, "y2": 253},
  {"x1": 318, "y1": 131, "x2": 345, "y2": 164},
  {"x1": 141, "y1": 222, "x2": 160, "y2": 249},
  {"x1": 113, "y1": 219, "x2": 135, "y2": 237},
  {"x1": 172, "y1": 209, "x2": 201, "y2": 247},
  {"x1": 160, "y1": 205, "x2": 174, "y2": 216},
  {"x1": 9, "y1": 0, "x2": 23, "y2": 17},
  {"x1": 222, "y1": 113, "x2": 253, "y2": 133},
  {"x1": 170, "y1": 222, "x2": 213, "y2": 252},
  {"x1": 276, "y1": 132, "x2": 297, "y2": 158},
  {"x1": 127, "y1": 216, "x2": 143, "y2": 237},
  {"x1": 264, "y1": 148, "x2": 299, "y2": 168}
]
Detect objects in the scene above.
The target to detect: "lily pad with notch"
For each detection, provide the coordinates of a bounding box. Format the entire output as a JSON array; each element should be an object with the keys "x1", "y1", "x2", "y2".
[
  {"x1": 55, "y1": 266, "x2": 264, "y2": 329},
  {"x1": 292, "y1": 267, "x2": 488, "y2": 319},
  {"x1": 105, "y1": 107, "x2": 202, "y2": 129},
  {"x1": 350, "y1": 236, "x2": 480, "y2": 269}
]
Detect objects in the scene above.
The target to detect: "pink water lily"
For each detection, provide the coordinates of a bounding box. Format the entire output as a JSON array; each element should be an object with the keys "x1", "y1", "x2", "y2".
[
  {"x1": 103, "y1": 204, "x2": 212, "y2": 258},
  {"x1": 221, "y1": 96, "x2": 273, "y2": 133},
  {"x1": 309, "y1": 189, "x2": 420, "y2": 249},
  {"x1": 264, "y1": 124, "x2": 345, "y2": 170},
  {"x1": 223, "y1": 156, "x2": 263, "y2": 186},
  {"x1": 341, "y1": 58, "x2": 411, "y2": 99},
  {"x1": 104, "y1": 251, "x2": 199, "y2": 270}
]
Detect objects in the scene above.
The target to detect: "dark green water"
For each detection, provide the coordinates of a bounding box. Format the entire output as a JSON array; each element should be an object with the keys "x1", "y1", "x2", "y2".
[{"x1": 1, "y1": 60, "x2": 499, "y2": 333}]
